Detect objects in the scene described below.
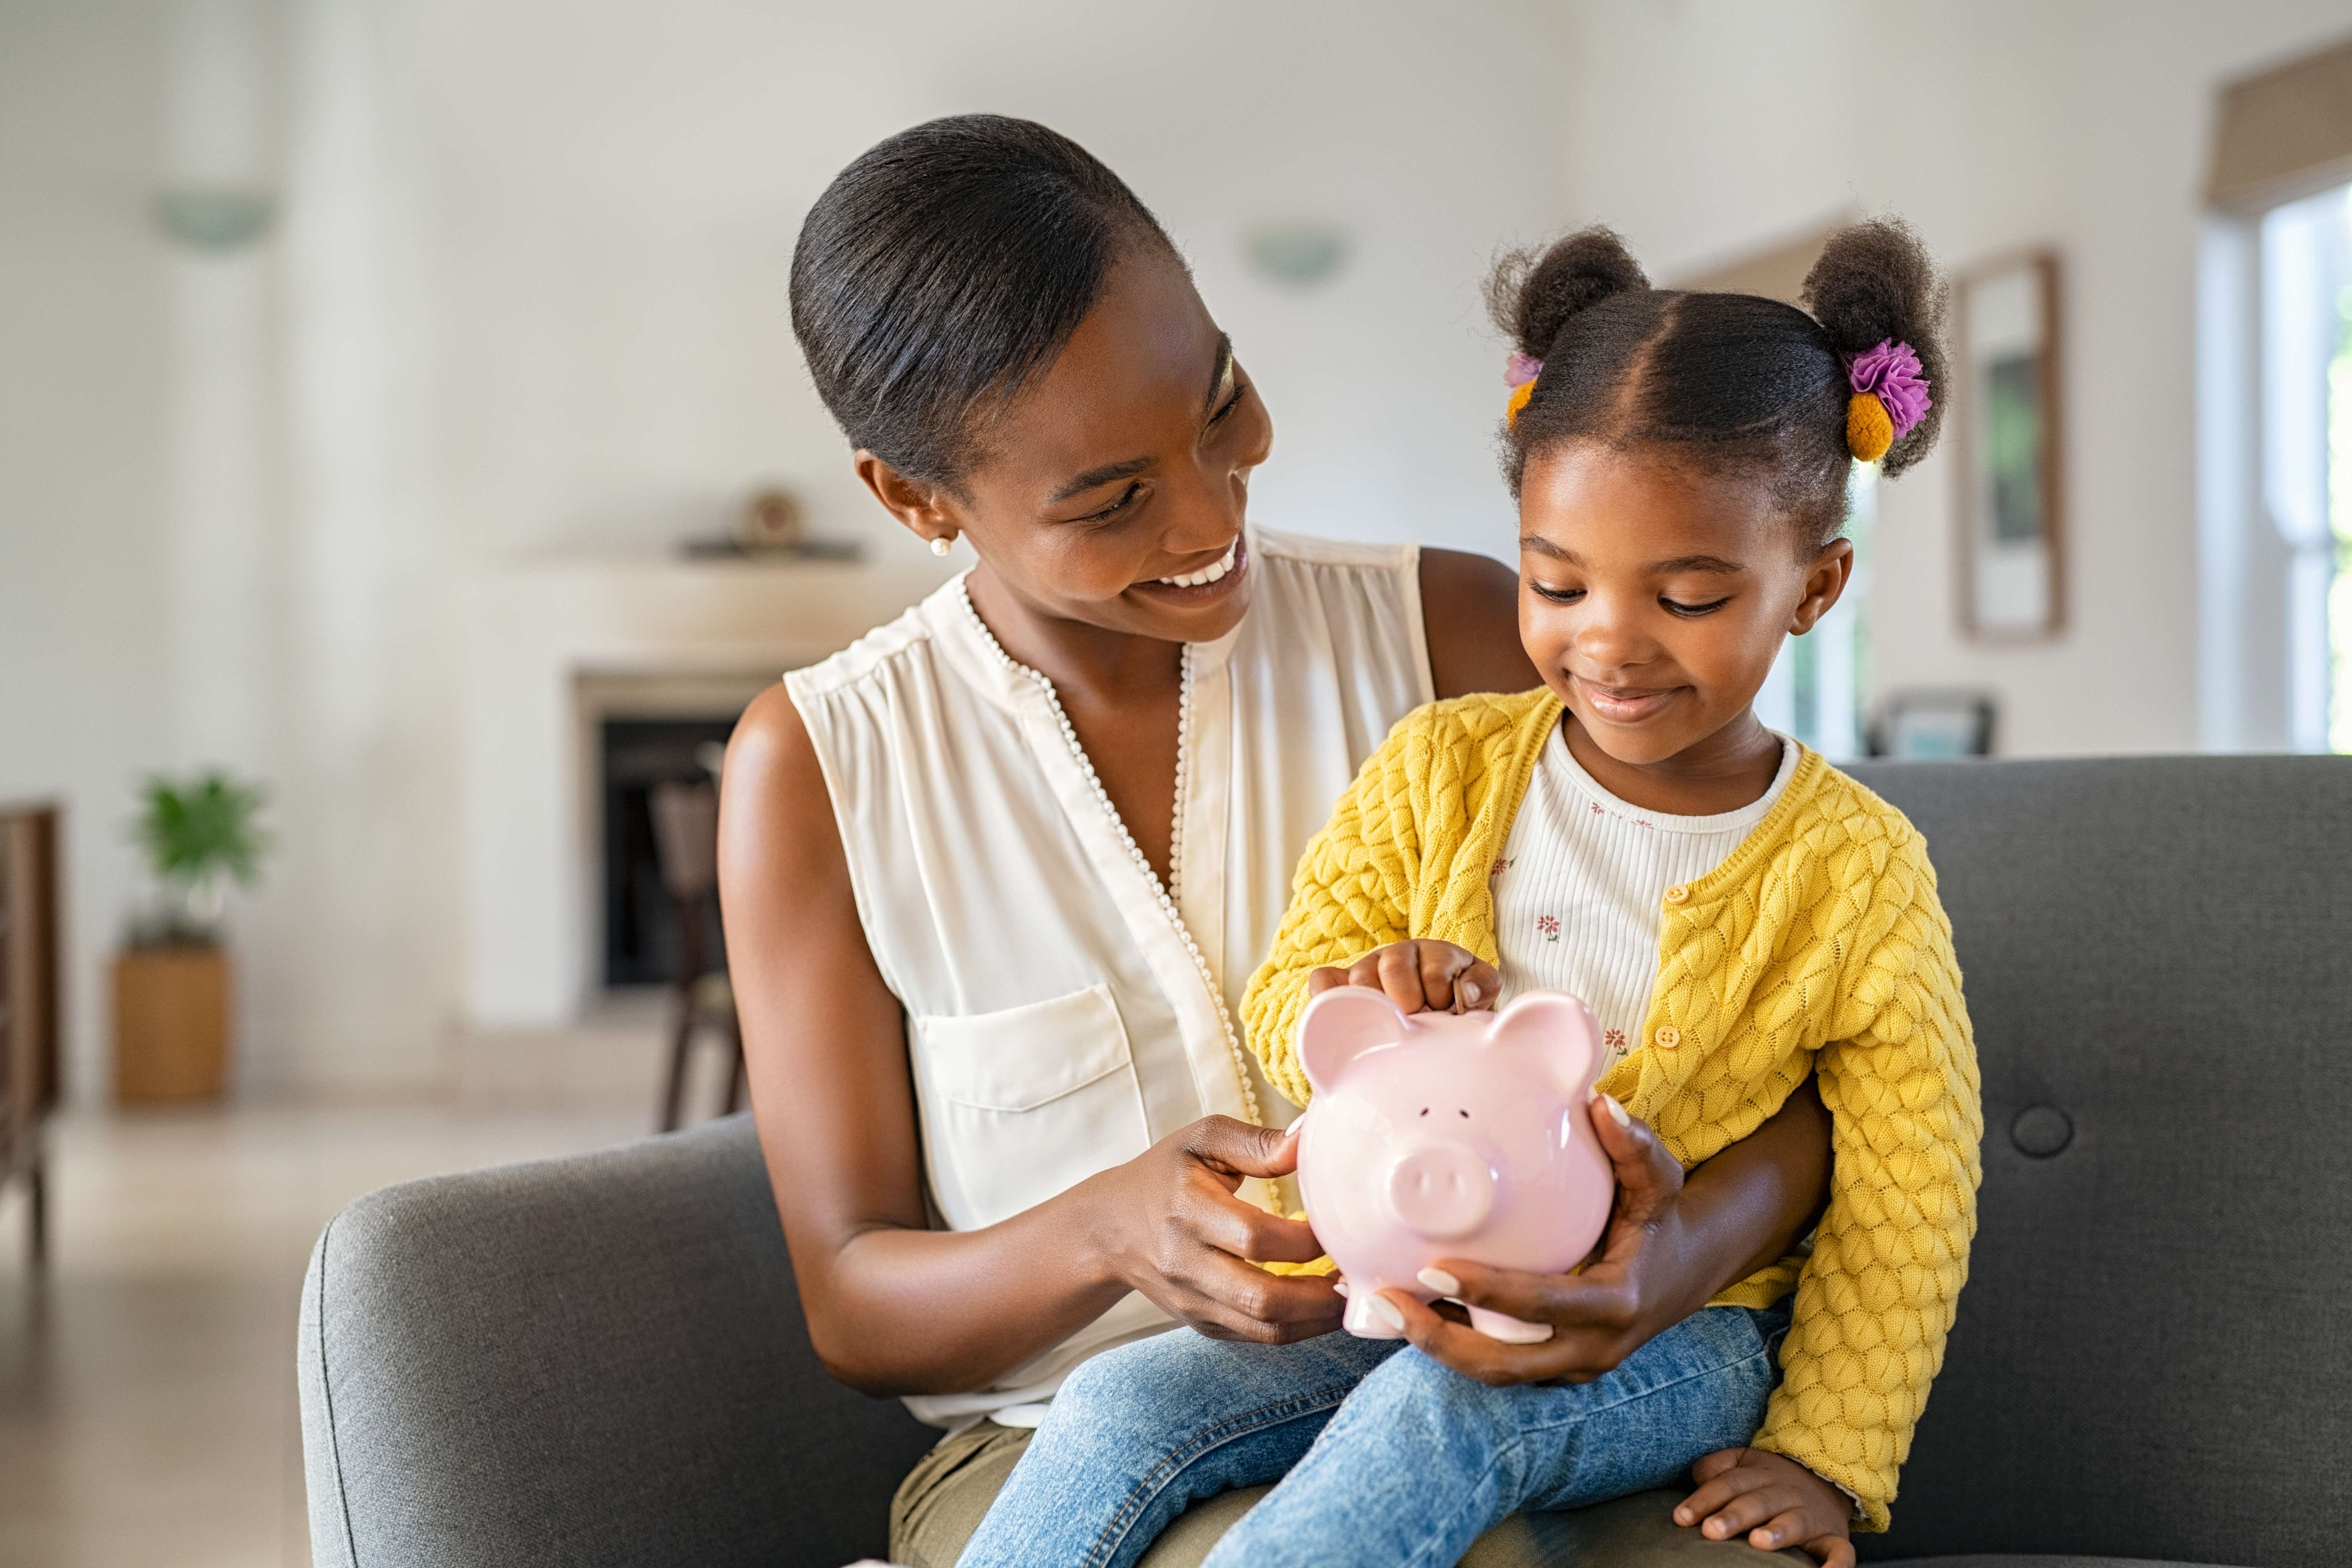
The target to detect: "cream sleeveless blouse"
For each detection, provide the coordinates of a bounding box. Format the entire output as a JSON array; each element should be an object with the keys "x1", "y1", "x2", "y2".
[{"x1": 785, "y1": 528, "x2": 1432, "y2": 1428}]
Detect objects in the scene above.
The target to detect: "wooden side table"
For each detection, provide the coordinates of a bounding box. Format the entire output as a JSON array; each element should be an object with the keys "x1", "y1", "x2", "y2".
[{"x1": 0, "y1": 802, "x2": 62, "y2": 1269}]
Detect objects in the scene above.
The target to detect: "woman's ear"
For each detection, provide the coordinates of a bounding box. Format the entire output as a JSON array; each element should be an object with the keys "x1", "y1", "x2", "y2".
[
  {"x1": 855, "y1": 450, "x2": 963, "y2": 552},
  {"x1": 1788, "y1": 537, "x2": 1854, "y2": 635}
]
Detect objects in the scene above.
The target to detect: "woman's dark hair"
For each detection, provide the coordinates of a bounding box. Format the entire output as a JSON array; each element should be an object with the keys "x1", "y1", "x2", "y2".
[
  {"x1": 1486, "y1": 219, "x2": 1948, "y2": 544},
  {"x1": 790, "y1": 115, "x2": 1177, "y2": 492}
]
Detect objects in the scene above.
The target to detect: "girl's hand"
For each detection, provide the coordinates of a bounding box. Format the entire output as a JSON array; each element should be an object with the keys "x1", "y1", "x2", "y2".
[
  {"x1": 1677, "y1": 1448, "x2": 1856, "y2": 1566},
  {"x1": 1372, "y1": 1090, "x2": 1715, "y2": 1384},
  {"x1": 1087, "y1": 1116, "x2": 1345, "y2": 1345},
  {"x1": 1307, "y1": 940, "x2": 1499, "y2": 1015}
]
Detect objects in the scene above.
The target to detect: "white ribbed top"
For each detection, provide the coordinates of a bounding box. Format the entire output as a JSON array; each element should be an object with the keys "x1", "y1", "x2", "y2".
[{"x1": 1492, "y1": 726, "x2": 1797, "y2": 1064}]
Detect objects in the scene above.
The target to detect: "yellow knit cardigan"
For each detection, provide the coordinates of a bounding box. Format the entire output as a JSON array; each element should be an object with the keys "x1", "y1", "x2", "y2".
[{"x1": 1240, "y1": 689, "x2": 1982, "y2": 1531}]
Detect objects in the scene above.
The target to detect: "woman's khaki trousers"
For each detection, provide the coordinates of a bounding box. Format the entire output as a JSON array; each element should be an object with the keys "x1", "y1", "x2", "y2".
[{"x1": 890, "y1": 1420, "x2": 1810, "y2": 1568}]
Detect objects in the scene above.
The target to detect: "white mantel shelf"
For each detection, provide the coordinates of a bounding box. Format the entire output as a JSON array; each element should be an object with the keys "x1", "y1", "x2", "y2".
[{"x1": 462, "y1": 549, "x2": 955, "y2": 1027}]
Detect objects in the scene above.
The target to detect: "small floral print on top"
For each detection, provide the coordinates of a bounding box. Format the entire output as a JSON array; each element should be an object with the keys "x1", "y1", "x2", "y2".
[
  {"x1": 1604, "y1": 1028, "x2": 1627, "y2": 1056},
  {"x1": 1490, "y1": 857, "x2": 1514, "y2": 878},
  {"x1": 1535, "y1": 914, "x2": 1560, "y2": 942}
]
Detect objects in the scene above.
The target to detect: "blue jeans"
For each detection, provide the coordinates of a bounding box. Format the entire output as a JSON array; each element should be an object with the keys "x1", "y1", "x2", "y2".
[{"x1": 957, "y1": 1302, "x2": 1791, "y2": 1568}]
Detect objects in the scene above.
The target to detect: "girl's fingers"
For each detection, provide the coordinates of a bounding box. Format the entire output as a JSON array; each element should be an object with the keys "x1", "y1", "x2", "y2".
[
  {"x1": 1742, "y1": 1505, "x2": 1824, "y2": 1552},
  {"x1": 1416, "y1": 943, "x2": 1468, "y2": 1012},
  {"x1": 1699, "y1": 1484, "x2": 1802, "y2": 1540},
  {"x1": 1374, "y1": 944, "x2": 1436, "y2": 1013},
  {"x1": 1458, "y1": 958, "x2": 1502, "y2": 1010},
  {"x1": 1687, "y1": 1446, "x2": 1745, "y2": 1486},
  {"x1": 1805, "y1": 1534, "x2": 1858, "y2": 1568},
  {"x1": 1674, "y1": 1457, "x2": 1775, "y2": 1526}
]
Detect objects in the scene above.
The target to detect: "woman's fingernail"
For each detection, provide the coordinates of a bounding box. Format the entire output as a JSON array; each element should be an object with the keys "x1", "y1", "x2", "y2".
[
  {"x1": 1459, "y1": 979, "x2": 1481, "y2": 1005},
  {"x1": 1332, "y1": 1279, "x2": 1350, "y2": 1297},
  {"x1": 1417, "y1": 1266, "x2": 1461, "y2": 1296},
  {"x1": 1369, "y1": 1295, "x2": 1406, "y2": 1332},
  {"x1": 1596, "y1": 1092, "x2": 1630, "y2": 1128},
  {"x1": 1673, "y1": 1507, "x2": 1691, "y2": 1524}
]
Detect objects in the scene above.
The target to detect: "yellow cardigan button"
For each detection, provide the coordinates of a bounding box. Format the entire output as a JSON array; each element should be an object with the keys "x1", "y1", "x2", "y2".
[
  {"x1": 1663, "y1": 884, "x2": 1691, "y2": 905},
  {"x1": 1654, "y1": 1025, "x2": 1682, "y2": 1048}
]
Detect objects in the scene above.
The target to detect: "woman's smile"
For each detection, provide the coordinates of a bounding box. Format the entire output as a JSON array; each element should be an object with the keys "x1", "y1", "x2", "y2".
[{"x1": 1130, "y1": 534, "x2": 1249, "y2": 608}]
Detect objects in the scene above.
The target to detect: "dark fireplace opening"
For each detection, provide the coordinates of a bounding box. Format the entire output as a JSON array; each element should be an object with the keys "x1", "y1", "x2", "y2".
[{"x1": 600, "y1": 716, "x2": 737, "y2": 988}]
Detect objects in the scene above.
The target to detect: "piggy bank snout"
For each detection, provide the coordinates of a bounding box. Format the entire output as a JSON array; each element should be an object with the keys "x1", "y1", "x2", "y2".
[{"x1": 1383, "y1": 1141, "x2": 1495, "y2": 1239}]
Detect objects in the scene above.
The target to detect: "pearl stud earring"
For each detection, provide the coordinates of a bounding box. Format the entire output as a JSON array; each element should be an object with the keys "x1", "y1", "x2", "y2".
[{"x1": 930, "y1": 534, "x2": 955, "y2": 557}]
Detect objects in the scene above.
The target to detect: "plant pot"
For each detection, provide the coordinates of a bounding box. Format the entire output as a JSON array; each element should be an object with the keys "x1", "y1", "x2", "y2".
[{"x1": 114, "y1": 945, "x2": 231, "y2": 1102}]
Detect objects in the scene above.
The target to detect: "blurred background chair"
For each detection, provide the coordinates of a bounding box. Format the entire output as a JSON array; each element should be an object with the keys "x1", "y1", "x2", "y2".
[{"x1": 648, "y1": 780, "x2": 742, "y2": 1133}]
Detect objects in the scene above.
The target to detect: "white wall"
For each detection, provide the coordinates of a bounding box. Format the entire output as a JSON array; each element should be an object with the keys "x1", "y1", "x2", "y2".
[
  {"x1": 2, "y1": 0, "x2": 1563, "y2": 1098},
  {"x1": 13, "y1": 0, "x2": 2340, "y2": 1097},
  {"x1": 1545, "y1": 0, "x2": 2352, "y2": 758},
  {"x1": 0, "y1": 2, "x2": 178, "y2": 1105}
]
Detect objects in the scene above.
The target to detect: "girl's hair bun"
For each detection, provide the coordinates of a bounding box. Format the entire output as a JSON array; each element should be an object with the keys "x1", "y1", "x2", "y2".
[
  {"x1": 1801, "y1": 218, "x2": 1949, "y2": 476},
  {"x1": 1485, "y1": 226, "x2": 1649, "y2": 359}
]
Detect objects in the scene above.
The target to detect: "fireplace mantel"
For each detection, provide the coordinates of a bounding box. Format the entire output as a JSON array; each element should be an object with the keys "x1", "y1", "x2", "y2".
[{"x1": 462, "y1": 550, "x2": 952, "y2": 1027}]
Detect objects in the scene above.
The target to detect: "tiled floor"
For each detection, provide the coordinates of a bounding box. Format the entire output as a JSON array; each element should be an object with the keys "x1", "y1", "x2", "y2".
[{"x1": 0, "y1": 1102, "x2": 651, "y2": 1567}]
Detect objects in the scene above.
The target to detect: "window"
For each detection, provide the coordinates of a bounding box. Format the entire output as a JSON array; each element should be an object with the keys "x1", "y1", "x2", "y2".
[
  {"x1": 1758, "y1": 465, "x2": 1871, "y2": 760},
  {"x1": 2258, "y1": 184, "x2": 2352, "y2": 752}
]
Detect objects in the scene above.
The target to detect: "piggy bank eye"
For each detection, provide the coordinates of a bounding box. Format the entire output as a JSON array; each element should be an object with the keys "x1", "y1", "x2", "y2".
[
  {"x1": 1458, "y1": 1109, "x2": 1471, "y2": 1119},
  {"x1": 1418, "y1": 1107, "x2": 1429, "y2": 1117}
]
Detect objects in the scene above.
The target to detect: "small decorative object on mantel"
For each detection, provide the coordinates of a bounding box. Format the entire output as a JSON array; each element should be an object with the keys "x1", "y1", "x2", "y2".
[
  {"x1": 679, "y1": 484, "x2": 862, "y2": 561},
  {"x1": 1868, "y1": 690, "x2": 1998, "y2": 760},
  {"x1": 1955, "y1": 251, "x2": 2063, "y2": 640},
  {"x1": 115, "y1": 771, "x2": 270, "y2": 1102}
]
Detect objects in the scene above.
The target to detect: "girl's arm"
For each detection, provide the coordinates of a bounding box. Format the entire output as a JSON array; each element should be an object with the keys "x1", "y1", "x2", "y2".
[{"x1": 718, "y1": 686, "x2": 1343, "y2": 1396}]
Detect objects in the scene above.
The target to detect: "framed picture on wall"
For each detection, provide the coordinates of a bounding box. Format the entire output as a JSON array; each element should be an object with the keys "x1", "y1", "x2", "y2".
[{"x1": 1954, "y1": 251, "x2": 2064, "y2": 640}]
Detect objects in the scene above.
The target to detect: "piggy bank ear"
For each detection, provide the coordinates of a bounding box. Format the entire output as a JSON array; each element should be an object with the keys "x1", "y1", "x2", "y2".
[
  {"x1": 1298, "y1": 986, "x2": 1410, "y2": 1094},
  {"x1": 1488, "y1": 990, "x2": 1603, "y2": 1097}
]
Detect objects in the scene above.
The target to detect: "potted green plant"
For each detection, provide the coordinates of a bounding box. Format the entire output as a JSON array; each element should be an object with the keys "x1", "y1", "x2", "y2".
[{"x1": 114, "y1": 771, "x2": 269, "y2": 1102}]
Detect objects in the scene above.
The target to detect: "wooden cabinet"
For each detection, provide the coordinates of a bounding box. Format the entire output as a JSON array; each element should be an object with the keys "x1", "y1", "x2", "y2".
[{"x1": 0, "y1": 803, "x2": 61, "y2": 1268}]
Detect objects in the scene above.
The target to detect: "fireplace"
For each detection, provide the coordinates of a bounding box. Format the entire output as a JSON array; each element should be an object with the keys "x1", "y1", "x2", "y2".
[
  {"x1": 460, "y1": 548, "x2": 954, "y2": 1028},
  {"x1": 598, "y1": 716, "x2": 735, "y2": 988}
]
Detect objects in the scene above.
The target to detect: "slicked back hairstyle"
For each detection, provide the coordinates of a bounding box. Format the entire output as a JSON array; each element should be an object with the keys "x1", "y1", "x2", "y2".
[
  {"x1": 789, "y1": 115, "x2": 1178, "y2": 492},
  {"x1": 1487, "y1": 219, "x2": 1949, "y2": 546}
]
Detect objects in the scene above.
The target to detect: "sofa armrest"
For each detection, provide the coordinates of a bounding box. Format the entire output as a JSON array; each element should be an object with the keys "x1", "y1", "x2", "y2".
[{"x1": 297, "y1": 1113, "x2": 939, "y2": 1568}]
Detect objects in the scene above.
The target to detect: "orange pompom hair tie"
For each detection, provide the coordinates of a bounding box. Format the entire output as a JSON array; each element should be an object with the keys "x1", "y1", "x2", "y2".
[
  {"x1": 1846, "y1": 392, "x2": 1896, "y2": 463},
  {"x1": 1504, "y1": 351, "x2": 1541, "y2": 426}
]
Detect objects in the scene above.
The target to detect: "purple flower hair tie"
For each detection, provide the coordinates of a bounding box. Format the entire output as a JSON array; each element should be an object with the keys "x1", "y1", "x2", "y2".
[
  {"x1": 1504, "y1": 352, "x2": 1543, "y2": 389},
  {"x1": 1845, "y1": 339, "x2": 1931, "y2": 438}
]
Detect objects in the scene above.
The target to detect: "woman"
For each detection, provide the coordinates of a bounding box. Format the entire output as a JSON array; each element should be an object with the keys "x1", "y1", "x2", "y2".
[{"x1": 719, "y1": 115, "x2": 1830, "y2": 1568}]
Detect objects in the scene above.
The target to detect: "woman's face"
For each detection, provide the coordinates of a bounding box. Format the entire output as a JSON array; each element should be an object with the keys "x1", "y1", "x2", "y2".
[
  {"x1": 861, "y1": 243, "x2": 1273, "y2": 645},
  {"x1": 1516, "y1": 444, "x2": 1850, "y2": 768}
]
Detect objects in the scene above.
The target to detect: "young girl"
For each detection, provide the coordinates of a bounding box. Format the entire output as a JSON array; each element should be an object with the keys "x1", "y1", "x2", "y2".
[{"x1": 957, "y1": 220, "x2": 1982, "y2": 1568}]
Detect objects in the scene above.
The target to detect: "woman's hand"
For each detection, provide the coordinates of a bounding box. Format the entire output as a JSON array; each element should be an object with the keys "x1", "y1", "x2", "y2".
[
  {"x1": 1677, "y1": 1448, "x2": 1856, "y2": 1566},
  {"x1": 1309, "y1": 940, "x2": 1499, "y2": 1014},
  {"x1": 1086, "y1": 1116, "x2": 1345, "y2": 1345},
  {"x1": 1371, "y1": 1090, "x2": 1722, "y2": 1385}
]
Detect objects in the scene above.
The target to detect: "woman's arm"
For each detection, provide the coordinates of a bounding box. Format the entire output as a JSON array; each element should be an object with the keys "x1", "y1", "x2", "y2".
[
  {"x1": 1420, "y1": 547, "x2": 1538, "y2": 699},
  {"x1": 718, "y1": 685, "x2": 1344, "y2": 1396}
]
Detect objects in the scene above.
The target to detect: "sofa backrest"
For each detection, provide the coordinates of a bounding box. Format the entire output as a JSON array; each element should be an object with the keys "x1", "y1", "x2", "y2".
[{"x1": 1847, "y1": 756, "x2": 2352, "y2": 1565}]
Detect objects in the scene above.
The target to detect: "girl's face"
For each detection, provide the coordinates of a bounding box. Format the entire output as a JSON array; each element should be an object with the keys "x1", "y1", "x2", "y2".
[
  {"x1": 857, "y1": 244, "x2": 1273, "y2": 645},
  {"x1": 1517, "y1": 444, "x2": 1852, "y2": 770}
]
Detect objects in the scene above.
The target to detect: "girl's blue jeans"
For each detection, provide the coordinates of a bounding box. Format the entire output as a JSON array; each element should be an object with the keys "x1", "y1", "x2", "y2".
[{"x1": 957, "y1": 1301, "x2": 1791, "y2": 1568}]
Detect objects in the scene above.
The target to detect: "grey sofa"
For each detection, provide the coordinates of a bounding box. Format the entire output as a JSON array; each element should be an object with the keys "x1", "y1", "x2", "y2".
[{"x1": 299, "y1": 757, "x2": 2352, "y2": 1568}]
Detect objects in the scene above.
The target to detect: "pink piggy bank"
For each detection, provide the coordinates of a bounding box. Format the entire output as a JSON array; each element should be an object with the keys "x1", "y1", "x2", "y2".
[{"x1": 1293, "y1": 987, "x2": 1614, "y2": 1343}]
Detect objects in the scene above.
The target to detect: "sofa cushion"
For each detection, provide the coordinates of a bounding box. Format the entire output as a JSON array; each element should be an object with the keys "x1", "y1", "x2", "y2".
[{"x1": 1846, "y1": 758, "x2": 2352, "y2": 1567}]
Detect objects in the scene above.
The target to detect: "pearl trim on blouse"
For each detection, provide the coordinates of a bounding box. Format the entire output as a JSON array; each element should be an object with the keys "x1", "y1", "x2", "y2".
[{"x1": 958, "y1": 584, "x2": 1262, "y2": 1126}]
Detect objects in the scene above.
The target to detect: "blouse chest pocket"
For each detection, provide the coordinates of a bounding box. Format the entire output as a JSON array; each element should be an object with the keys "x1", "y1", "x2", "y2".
[{"x1": 910, "y1": 983, "x2": 1152, "y2": 1233}]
